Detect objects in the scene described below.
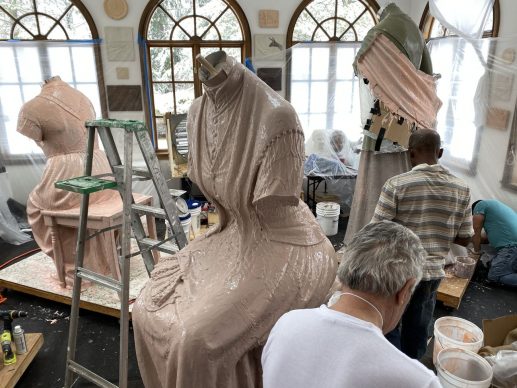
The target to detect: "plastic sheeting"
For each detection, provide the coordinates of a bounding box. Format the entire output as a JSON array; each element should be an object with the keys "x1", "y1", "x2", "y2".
[
  {"x1": 252, "y1": 30, "x2": 517, "y2": 213},
  {"x1": 0, "y1": 40, "x2": 155, "y2": 247},
  {"x1": 3, "y1": 32, "x2": 517, "y2": 245},
  {"x1": 429, "y1": 0, "x2": 494, "y2": 40}
]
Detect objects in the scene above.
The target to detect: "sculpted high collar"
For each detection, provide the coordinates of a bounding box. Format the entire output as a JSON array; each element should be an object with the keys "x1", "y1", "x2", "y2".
[{"x1": 201, "y1": 56, "x2": 244, "y2": 111}]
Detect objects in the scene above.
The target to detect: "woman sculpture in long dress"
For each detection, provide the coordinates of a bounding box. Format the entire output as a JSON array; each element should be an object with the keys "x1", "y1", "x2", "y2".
[
  {"x1": 132, "y1": 53, "x2": 337, "y2": 387},
  {"x1": 17, "y1": 77, "x2": 119, "y2": 287}
]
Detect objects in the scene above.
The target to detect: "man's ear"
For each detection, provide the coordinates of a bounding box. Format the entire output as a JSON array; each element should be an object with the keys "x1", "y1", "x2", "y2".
[
  {"x1": 396, "y1": 278, "x2": 417, "y2": 306},
  {"x1": 438, "y1": 148, "x2": 443, "y2": 159}
]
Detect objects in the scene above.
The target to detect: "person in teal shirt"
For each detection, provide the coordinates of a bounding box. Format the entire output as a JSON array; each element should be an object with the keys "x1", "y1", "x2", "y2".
[{"x1": 472, "y1": 199, "x2": 517, "y2": 287}]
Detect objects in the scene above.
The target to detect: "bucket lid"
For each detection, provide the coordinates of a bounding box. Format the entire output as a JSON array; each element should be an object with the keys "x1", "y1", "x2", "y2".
[
  {"x1": 187, "y1": 199, "x2": 201, "y2": 209},
  {"x1": 316, "y1": 202, "x2": 340, "y2": 211},
  {"x1": 175, "y1": 197, "x2": 189, "y2": 216}
]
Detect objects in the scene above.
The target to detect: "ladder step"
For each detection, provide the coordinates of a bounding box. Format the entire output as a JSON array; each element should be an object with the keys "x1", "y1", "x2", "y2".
[
  {"x1": 140, "y1": 238, "x2": 179, "y2": 254},
  {"x1": 86, "y1": 118, "x2": 147, "y2": 132},
  {"x1": 132, "y1": 204, "x2": 166, "y2": 219},
  {"x1": 55, "y1": 176, "x2": 117, "y2": 194},
  {"x1": 67, "y1": 360, "x2": 118, "y2": 388},
  {"x1": 113, "y1": 165, "x2": 151, "y2": 179},
  {"x1": 77, "y1": 267, "x2": 122, "y2": 293}
]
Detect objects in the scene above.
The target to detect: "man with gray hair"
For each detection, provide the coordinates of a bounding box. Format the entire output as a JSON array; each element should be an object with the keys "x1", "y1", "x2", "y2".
[{"x1": 261, "y1": 221, "x2": 441, "y2": 388}]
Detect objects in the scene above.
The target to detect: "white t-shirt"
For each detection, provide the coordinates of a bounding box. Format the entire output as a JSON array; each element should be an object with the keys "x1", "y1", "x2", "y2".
[{"x1": 262, "y1": 305, "x2": 442, "y2": 388}]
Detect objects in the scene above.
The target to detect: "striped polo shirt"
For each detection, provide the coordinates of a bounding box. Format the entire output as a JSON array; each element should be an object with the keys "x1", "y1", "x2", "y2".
[{"x1": 372, "y1": 164, "x2": 473, "y2": 280}]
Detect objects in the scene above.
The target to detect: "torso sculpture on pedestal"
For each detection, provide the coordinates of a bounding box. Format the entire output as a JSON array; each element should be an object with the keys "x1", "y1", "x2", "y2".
[
  {"x1": 132, "y1": 55, "x2": 337, "y2": 388},
  {"x1": 17, "y1": 77, "x2": 120, "y2": 287}
]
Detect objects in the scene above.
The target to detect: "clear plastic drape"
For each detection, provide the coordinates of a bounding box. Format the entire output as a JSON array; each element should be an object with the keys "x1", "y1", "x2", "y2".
[
  {"x1": 0, "y1": 40, "x2": 155, "y2": 245},
  {"x1": 429, "y1": 0, "x2": 494, "y2": 40}
]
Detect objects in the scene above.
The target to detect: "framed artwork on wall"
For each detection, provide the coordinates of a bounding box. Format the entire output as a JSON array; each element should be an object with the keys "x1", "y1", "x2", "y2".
[{"x1": 254, "y1": 34, "x2": 285, "y2": 59}]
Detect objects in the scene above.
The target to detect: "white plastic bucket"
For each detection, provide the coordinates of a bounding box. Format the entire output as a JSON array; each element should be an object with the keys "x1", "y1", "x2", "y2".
[
  {"x1": 433, "y1": 317, "x2": 484, "y2": 365},
  {"x1": 436, "y1": 348, "x2": 493, "y2": 388},
  {"x1": 179, "y1": 214, "x2": 191, "y2": 240},
  {"x1": 189, "y1": 204, "x2": 202, "y2": 234},
  {"x1": 316, "y1": 202, "x2": 340, "y2": 236}
]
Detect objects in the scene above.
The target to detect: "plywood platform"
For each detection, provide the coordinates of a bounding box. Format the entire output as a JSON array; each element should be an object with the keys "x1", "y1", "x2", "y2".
[
  {"x1": 0, "y1": 333, "x2": 43, "y2": 388},
  {"x1": 437, "y1": 265, "x2": 476, "y2": 309},
  {"x1": 0, "y1": 250, "x2": 150, "y2": 318},
  {"x1": 0, "y1": 219, "x2": 220, "y2": 318}
]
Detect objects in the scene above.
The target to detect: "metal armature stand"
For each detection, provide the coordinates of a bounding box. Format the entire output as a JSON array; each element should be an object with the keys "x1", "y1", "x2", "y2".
[{"x1": 56, "y1": 119, "x2": 188, "y2": 388}]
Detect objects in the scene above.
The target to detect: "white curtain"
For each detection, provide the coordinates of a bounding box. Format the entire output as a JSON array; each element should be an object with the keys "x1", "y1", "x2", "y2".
[{"x1": 429, "y1": 0, "x2": 494, "y2": 40}]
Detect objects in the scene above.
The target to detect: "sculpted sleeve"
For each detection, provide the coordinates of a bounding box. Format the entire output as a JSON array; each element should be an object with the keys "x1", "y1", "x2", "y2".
[
  {"x1": 253, "y1": 128, "x2": 305, "y2": 207},
  {"x1": 17, "y1": 104, "x2": 42, "y2": 142}
]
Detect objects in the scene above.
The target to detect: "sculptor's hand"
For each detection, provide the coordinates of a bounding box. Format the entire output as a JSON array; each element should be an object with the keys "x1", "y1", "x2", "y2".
[{"x1": 467, "y1": 247, "x2": 482, "y2": 260}]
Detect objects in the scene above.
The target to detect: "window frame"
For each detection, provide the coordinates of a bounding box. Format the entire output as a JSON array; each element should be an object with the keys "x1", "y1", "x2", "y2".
[
  {"x1": 139, "y1": 0, "x2": 251, "y2": 153},
  {"x1": 0, "y1": 0, "x2": 107, "y2": 163},
  {"x1": 285, "y1": 0, "x2": 379, "y2": 137}
]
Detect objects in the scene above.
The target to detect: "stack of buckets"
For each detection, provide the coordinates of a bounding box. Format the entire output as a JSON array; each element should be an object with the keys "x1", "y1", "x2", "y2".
[
  {"x1": 316, "y1": 202, "x2": 340, "y2": 236},
  {"x1": 187, "y1": 200, "x2": 202, "y2": 237},
  {"x1": 433, "y1": 316, "x2": 493, "y2": 387},
  {"x1": 166, "y1": 198, "x2": 202, "y2": 242}
]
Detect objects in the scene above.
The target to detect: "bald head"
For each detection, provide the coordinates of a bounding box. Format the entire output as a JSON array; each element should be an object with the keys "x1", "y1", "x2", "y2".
[{"x1": 408, "y1": 129, "x2": 442, "y2": 166}]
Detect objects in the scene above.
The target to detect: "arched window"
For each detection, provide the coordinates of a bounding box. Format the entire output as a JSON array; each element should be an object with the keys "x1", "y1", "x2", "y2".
[
  {"x1": 140, "y1": 0, "x2": 251, "y2": 151},
  {"x1": 286, "y1": 0, "x2": 379, "y2": 142},
  {"x1": 419, "y1": 1, "x2": 500, "y2": 173},
  {"x1": 0, "y1": 0, "x2": 106, "y2": 157}
]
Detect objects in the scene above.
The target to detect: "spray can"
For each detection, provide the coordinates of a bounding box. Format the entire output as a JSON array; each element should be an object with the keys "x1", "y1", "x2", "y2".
[
  {"x1": 1, "y1": 330, "x2": 16, "y2": 365},
  {"x1": 13, "y1": 325, "x2": 27, "y2": 355}
]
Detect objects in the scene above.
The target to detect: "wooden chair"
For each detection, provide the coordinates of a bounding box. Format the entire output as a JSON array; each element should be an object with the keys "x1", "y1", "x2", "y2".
[{"x1": 41, "y1": 193, "x2": 156, "y2": 283}]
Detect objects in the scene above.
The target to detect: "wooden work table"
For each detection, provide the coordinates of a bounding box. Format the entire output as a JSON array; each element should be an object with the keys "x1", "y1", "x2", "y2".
[
  {"x1": 437, "y1": 256, "x2": 479, "y2": 309},
  {"x1": 0, "y1": 333, "x2": 44, "y2": 388}
]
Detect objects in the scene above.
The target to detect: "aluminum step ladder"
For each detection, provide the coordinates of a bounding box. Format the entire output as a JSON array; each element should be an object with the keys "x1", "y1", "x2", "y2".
[{"x1": 56, "y1": 119, "x2": 188, "y2": 388}]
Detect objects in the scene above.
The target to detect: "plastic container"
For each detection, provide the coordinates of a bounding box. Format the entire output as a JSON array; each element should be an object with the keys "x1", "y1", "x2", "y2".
[
  {"x1": 436, "y1": 348, "x2": 493, "y2": 388},
  {"x1": 179, "y1": 214, "x2": 191, "y2": 240},
  {"x1": 454, "y1": 256, "x2": 476, "y2": 278},
  {"x1": 433, "y1": 316, "x2": 484, "y2": 365},
  {"x1": 316, "y1": 202, "x2": 340, "y2": 236},
  {"x1": 187, "y1": 200, "x2": 202, "y2": 235}
]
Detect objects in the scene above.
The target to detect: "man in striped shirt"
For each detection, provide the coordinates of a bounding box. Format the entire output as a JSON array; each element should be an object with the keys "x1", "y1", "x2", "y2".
[{"x1": 372, "y1": 129, "x2": 473, "y2": 359}]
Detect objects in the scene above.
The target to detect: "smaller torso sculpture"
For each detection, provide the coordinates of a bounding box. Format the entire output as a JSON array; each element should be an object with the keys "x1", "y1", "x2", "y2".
[
  {"x1": 132, "y1": 54, "x2": 337, "y2": 388},
  {"x1": 17, "y1": 77, "x2": 120, "y2": 287}
]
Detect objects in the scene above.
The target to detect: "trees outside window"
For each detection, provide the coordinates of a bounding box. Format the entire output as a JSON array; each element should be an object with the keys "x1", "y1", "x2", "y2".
[{"x1": 140, "y1": 0, "x2": 251, "y2": 151}]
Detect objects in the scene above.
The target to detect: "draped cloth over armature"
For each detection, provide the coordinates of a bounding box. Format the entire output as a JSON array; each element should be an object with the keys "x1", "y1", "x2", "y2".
[
  {"x1": 345, "y1": 3, "x2": 441, "y2": 243},
  {"x1": 356, "y1": 34, "x2": 442, "y2": 130},
  {"x1": 132, "y1": 56, "x2": 337, "y2": 388},
  {"x1": 17, "y1": 78, "x2": 120, "y2": 287}
]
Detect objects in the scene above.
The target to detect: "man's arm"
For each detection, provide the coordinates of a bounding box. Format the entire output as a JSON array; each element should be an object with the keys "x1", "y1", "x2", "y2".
[
  {"x1": 472, "y1": 214, "x2": 485, "y2": 252},
  {"x1": 372, "y1": 180, "x2": 397, "y2": 222}
]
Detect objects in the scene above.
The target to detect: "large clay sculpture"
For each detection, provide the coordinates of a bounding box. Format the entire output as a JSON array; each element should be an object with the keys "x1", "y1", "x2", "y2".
[
  {"x1": 17, "y1": 76, "x2": 121, "y2": 287},
  {"x1": 132, "y1": 53, "x2": 337, "y2": 388},
  {"x1": 345, "y1": 3, "x2": 441, "y2": 242}
]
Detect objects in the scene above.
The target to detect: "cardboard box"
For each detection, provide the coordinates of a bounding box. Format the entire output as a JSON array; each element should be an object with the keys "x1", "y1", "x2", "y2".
[
  {"x1": 482, "y1": 314, "x2": 517, "y2": 347},
  {"x1": 367, "y1": 101, "x2": 414, "y2": 148}
]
